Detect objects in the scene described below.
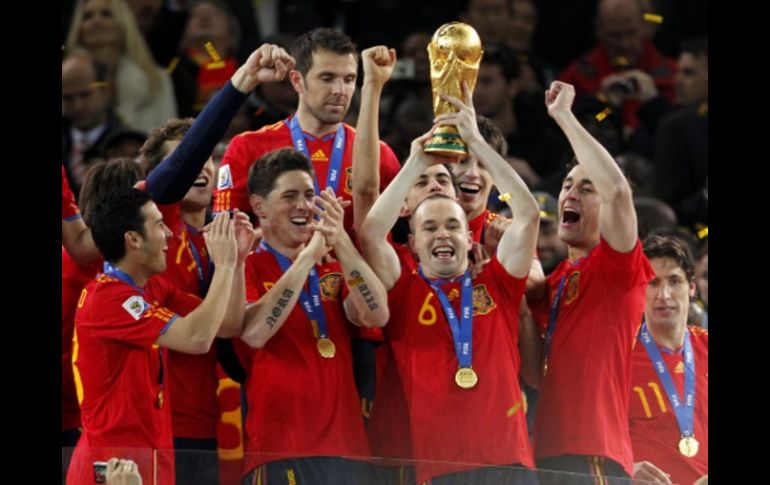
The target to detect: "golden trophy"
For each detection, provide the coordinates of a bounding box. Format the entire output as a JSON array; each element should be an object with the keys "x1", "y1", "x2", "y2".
[{"x1": 424, "y1": 22, "x2": 483, "y2": 157}]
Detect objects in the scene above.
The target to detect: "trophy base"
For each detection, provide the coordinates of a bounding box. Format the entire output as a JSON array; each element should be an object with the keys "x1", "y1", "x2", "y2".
[{"x1": 424, "y1": 126, "x2": 468, "y2": 158}]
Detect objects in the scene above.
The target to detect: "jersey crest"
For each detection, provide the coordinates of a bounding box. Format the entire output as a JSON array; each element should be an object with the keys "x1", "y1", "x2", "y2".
[
  {"x1": 563, "y1": 271, "x2": 580, "y2": 305},
  {"x1": 319, "y1": 272, "x2": 342, "y2": 300},
  {"x1": 472, "y1": 284, "x2": 497, "y2": 315},
  {"x1": 344, "y1": 167, "x2": 353, "y2": 195}
]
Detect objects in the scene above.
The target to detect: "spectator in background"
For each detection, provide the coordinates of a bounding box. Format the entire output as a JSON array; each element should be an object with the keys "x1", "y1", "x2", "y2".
[
  {"x1": 66, "y1": 0, "x2": 178, "y2": 132},
  {"x1": 460, "y1": 0, "x2": 511, "y2": 45},
  {"x1": 177, "y1": 0, "x2": 240, "y2": 116},
  {"x1": 473, "y1": 44, "x2": 567, "y2": 190},
  {"x1": 558, "y1": 0, "x2": 676, "y2": 131},
  {"x1": 653, "y1": 39, "x2": 708, "y2": 228},
  {"x1": 62, "y1": 49, "x2": 125, "y2": 194},
  {"x1": 124, "y1": 0, "x2": 188, "y2": 67}
]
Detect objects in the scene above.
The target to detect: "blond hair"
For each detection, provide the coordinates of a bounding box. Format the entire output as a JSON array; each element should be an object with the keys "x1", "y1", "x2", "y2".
[{"x1": 65, "y1": 0, "x2": 161, "y2": 95}]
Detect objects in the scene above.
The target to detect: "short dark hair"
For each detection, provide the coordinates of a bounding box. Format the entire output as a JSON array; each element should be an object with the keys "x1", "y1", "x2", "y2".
[
  {"x1": 480, "y1": 43, "x2": 520, "y2": 81},
  {"x1": 139, "y1": 118, "x2": 194, "y2": 174},
  {"x1": 409, "y1": 193, "x2": 466, "y2": 232},
  {"x1": 291, "y1": 27, "x2": 358, "y2": 75},
  {"x1": 90, "y1": 188, "x2": 151, "y2": 263},
  {"x1": 476, "y1": 115, "x2": 508, "y2": 155},
  {"x1": 643, "y1": 234, "x2": 695, "y2": 282},
  {"x1": 247, "y1": 148, "x2": 314, "y2": 197},
  {"x1": 680, "y1": 37, "x2": 708, "y2": 60},
  {"x1": 79, "y1": 158, "x2": 144, "y2": 225}
]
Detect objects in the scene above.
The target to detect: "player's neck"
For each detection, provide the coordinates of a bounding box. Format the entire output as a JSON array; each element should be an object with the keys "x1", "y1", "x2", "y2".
[
  {"x1": 422, "y1": 263, "x2": 468, "y2": 281},
  {"x1": 646, "y1": 319, "x2": 687, "y2": 352},
  {"x1": 263, "y1": 234, "x2": 301, "y2": 261},
  {"x1": 567, "y1": 237, "x2": 599, "y2": 262},
  {"x1": 295, "y1": 106, "x2": 340, "y2": 138},
  {"x1": 180, "y1": 208, "x2": 206, "y2": 230},
  {"x1": 113, "y1": 259, "x2": 150, "y2": 287}
]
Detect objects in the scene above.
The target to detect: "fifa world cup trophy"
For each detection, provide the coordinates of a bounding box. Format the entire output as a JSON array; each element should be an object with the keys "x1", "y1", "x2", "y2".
[{"x1": 424, "y1": 22, "x2": 483, "y2": 157}]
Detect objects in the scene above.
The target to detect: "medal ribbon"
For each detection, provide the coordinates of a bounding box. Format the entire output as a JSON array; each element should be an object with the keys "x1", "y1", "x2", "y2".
[
  {"x1": 287, "y1": 116, "x2": 346, "y2": 196},
  {"x1": 639, "y1": 322, "x2": 696, "y2": 439},
  {"x1": 417, "y1": 266, "x2": 474, "y2": 369},
  {"x1": 184, "y1": 224, "x2": 213, "y2": 297},
  {"x1": 260, "y1": 240, "x2": 330, "y2": 339}
]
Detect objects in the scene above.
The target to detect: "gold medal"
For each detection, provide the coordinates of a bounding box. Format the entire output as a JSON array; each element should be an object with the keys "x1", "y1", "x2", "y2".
[
  {"x1": 317, "y1": 338, "x2": 336, "y2": 358},
  {"x1": 454, "y1": 367, "x2": 478, "y2": 389},
  {"x1": 156, "y1": 390, "x2": 164, "y2": 409},
  {"x1": 678, "y1": 436, "x2": 699, "y2": 457}
]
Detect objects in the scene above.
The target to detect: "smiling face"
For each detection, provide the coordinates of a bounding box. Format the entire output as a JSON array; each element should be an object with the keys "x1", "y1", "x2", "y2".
[
  {"x1": 404, "y1": 164, "x2": 457, "y2": 216},
  {"x1": 251, "y1": 169, "x2": 316, "y2": 249},
  {"x1": 645, "y1": 257, "x2": 696, "y2": 332},
  {"x1": 291, "y1": 50, "x2": 358, "y2": 129},
  {"x1": 450, "y1": 155, "x2": 493, "y2": 220},
  {"x1": 409, "y1": 196, "x2": 472, "y2": 279},
  {"x1": 161, "y1": 140, "x2": 216, "y2": 211},
  {"x1": 557, "y1": 164, "x2": 602, "y2": 251}
]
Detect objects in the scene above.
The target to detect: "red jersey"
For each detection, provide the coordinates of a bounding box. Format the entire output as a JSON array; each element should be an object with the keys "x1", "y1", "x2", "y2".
[
  {"x1": 558, "y1": 41, "x2": 676, "y2": 129},
  {"x1": 468, "y1": 209, "x2": 504, "y2": 244},
  {"x1": 629, "y1": 326, "x2": 708, "y2": 484},
  {"x1": 62, "y1": 164, "x2": 80, "y2": 220},
  {"x1": 157, "y1": 202, "x2": 220, "y2": 439},
  {"x1": 385, "y1": 252, "x2": 533, "y2": 483},
  {"x1": 532, "y1": 238, "x2": 654, "y2": 475},
  {"x1": 61, "y1": 248, "x2": 101, "y2": 431},
  {"x1": 240, "y1": 249, "x2": 371, "y2": 473},
  {"x1": 67, "y1": 272, "x2": 201, "y2": 485},
  {"x1": 213, "y1": 119, "x2": 401, "y2": 236}
]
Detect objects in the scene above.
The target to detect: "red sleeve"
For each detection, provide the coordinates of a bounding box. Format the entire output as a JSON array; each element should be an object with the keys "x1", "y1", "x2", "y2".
[
  {"x1": 62, "y1": 165, "x2": 81, "y2": 220},
  {"x1": 244, "y1": 254, "x2": 265, "y2": 304},
  {"x1": 489, "y1": 255, "x2": 526, "y2": 312},
  {"x1": 159, "y1": 277, "x2": 203, "y2": 317},
  {"x1": 595, "y1": 237, "x2": 655, "y2": 284},
  {"x1": 214, "y1": 133, "x2": 253, "y2": 213},
  {"x1": 378, "y1": 141, "x2": 401, "y2": 191}
]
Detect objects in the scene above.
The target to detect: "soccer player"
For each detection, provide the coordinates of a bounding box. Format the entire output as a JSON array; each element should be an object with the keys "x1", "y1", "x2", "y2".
[
  {"x1": 66, "y1": 188, "x2": 244, "y2": 485},
  {"x1": 359, "y1": 82, "x2": 541, "y2": 484},
  {"x1": 237, "y1": 148, "x2": 389, "y2": 484},
  {"x1": 630, "y1": 235, "x2": 708, "y2": 485},
  {"x1": 213, "y1": 27, "x2": 401, "y2": 236},
  {"x1": 530, "y1": 81, "x2": 654, "y2": 484}
]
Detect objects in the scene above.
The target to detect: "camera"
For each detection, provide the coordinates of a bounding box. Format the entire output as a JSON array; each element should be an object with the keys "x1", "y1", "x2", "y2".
[
  {"x1": 609, "y1": 78, "x2": 637, "y2": 94},
  {"x1": 93, "y1": 461, "x2": 108, "y2": 483}
]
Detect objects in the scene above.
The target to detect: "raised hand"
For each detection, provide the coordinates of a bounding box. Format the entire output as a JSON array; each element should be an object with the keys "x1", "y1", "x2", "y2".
[
  {"x1": 232, "y1": 43, "x2": 296, "y2": 93},
  {"x1": 361, "y1": 45, "x2": 397, "y2": 87},
  {"x1": 434, "y1": 81, "x2": 483, "y2": 144},
  {"x1": 310, "y1": 187, "x2": 350, "y2": 248},
  {"x1": 231, "y1": 209, "x2": 258, "y2": 263},
  {"x1": 203, "y1": 211, "x2": 238, "y2": 268},
  {"x1": 545, "y1": 81, "x2": 576, "y2": 119}
]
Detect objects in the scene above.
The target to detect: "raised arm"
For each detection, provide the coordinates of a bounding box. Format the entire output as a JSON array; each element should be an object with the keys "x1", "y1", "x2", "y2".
[
  {"x1": 314, "y1": 188, "x2": 389, "y2": 327},
  {"x1": 146, "y1": 43, "x2": 295, "y2": 203},
  {"x1": 436, "y1": 84, "x2": 539, "y2": 279},
  {"x1": 546, "y1": 81, "x2": 637, "y2": 252},
  {"x1": 156, "y1": 212, "x2": 238, "y2": 354},
  {"x1": 216, "y1": 210, "x2": 257, "y2": 338},
  {"x1": 360, "y1": 129, "x2": 439, "y2": 290},
  {"x1": 240, "y1": 231, "x2": 330, "y2": 348},
  {"x1": 352, "y1": 45, "x2": 396, "y2": 235}
]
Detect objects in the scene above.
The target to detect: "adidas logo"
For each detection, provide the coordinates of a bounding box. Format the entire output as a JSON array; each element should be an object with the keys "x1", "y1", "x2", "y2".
[
  {"x1": 311, "y1": 149, "x2": 328, "y2": 161},
  {"x1": 675, "y1": 361, "x2": 685, "y2": 374}
]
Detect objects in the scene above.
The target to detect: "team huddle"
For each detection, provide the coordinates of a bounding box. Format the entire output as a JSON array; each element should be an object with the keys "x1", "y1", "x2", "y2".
[{"x1": 62, "y1": 27, "x2": 707, "y2": 485}]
